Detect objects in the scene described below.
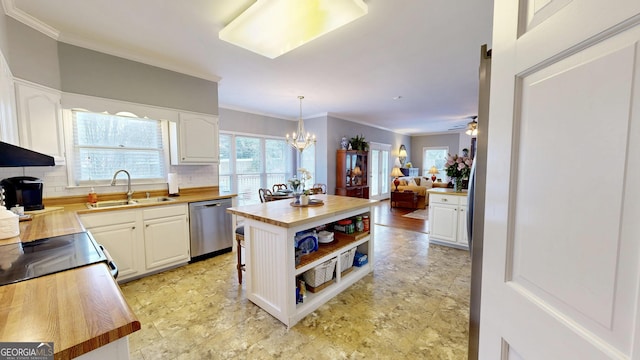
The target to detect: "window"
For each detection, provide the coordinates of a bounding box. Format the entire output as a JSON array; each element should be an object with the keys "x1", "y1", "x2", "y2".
[
  {"x1": 422, "y1": 146, "x2": 449, "y2": 182},
  {"x1": 71, "y1": 111, "x2": 165, "y2": 185},
  {"x1": 299, "y1": 144, "x2": 315, "y2": 188},
  {"x1": 220, "y1": 132, "x2": 296, "y2": 205}
]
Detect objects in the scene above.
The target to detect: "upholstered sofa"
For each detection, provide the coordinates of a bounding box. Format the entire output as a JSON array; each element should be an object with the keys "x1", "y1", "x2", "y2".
[{"x1": 395, "y1": 176, "x2": 434, "y2": 209}]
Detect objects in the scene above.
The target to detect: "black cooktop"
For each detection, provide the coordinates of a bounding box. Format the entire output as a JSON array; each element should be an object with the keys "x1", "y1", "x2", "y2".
[{"x1": 0, "y1": 232, "x2": 107, "y2": 286}]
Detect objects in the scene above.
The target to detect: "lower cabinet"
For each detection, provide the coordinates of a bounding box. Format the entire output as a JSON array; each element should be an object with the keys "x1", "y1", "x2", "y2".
[
  {"x1": 80, "y1": 204, "x2": 190, "y2": 282},
  {"x1": 428, "y1": 192, "x2": 469, "y2": 249},
  {"x1": 143, "y1": 206, "x2": 190, "y2": 271}
]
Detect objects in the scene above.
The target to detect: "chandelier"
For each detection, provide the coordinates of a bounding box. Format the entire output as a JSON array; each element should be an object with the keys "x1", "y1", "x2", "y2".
[{"x1": 286, "y1": 96, "x2": 316, "y2": 153}]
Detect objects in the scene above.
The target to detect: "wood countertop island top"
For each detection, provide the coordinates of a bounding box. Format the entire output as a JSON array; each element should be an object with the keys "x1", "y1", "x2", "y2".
[
  {"x1": 0, "y1": 186, "x2": 233, "y2": 359},
  {"x1": 227, "y1": 194, "x2": 378, "y2": 228}
]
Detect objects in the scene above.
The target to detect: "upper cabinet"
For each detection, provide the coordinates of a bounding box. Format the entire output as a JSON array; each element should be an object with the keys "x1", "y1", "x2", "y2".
[
  {"x1": 14, "y1": 80, "x2": 65, "y2": 165},
  {"x1": 170, "y1": 112, "x2": 219, "y2": 165},
  {"x1": 0, "y1": 53, "x2": 18, "y2": 145}
]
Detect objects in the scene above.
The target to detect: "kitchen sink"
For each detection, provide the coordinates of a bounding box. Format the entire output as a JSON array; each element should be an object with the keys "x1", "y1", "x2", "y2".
[
  {"x1": 86, "y1": 200, "x2": 137, "y2": 209},
  {"x1": 135, "y1": 196, "x2": 176, "y2": 204},
  {"x1": 85, "y1": 197, "x2": 176, "y2": 209}
]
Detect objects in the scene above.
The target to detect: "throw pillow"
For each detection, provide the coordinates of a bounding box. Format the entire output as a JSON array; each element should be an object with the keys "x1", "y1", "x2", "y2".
[
  {"x1": 399, "y1": 179, "x2": 408, "y2": 186},
  {"x1": 408, "y1": 179, "x2": 417, "y2": 187},
  {"x1": 414, "y1": 177, "x2": 421, "y2": 186}
]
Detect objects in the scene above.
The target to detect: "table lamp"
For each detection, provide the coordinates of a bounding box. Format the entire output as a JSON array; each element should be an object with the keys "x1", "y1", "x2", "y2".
[
  {"x1": 390, "y1": 166, "x2": 404, "y2": 191},
  {"x1": 428, "y1": 166, "x2": 439, "y2": 182}
]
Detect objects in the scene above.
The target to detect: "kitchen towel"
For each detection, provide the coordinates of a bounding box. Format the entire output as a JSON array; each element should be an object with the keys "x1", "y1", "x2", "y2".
[{"x1": 168, "y1": 173, "x2": 179, "y2": 195}]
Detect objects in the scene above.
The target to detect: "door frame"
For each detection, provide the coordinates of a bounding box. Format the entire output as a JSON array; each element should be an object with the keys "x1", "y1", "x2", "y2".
[{"x1": 368, "y1": 142, "x2": 391, "y2": 200}]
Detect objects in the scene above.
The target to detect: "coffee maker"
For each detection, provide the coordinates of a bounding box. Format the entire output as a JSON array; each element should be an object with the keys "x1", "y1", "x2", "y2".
[{"x1": 0, "y1": 176, "x2": 44, "y2": 211}]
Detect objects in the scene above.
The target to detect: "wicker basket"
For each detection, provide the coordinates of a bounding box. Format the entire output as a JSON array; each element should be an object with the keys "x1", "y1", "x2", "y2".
[
  {"x1": 340, "y1": 247, "x2": 357, "y2": 273},
  {"x1": 303, "y1": 258, "x2": 337, "y2": 287}
]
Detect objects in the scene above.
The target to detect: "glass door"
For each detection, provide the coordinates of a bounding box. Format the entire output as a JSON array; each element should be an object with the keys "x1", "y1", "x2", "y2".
[{"x1": 369, "y1": 143, "x2": 391, "y2": 200}]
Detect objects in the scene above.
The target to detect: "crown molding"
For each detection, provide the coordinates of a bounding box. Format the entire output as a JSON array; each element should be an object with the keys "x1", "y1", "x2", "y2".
[
  {"x1": 1, "y1": 0, "x2": 221, "y2": 83},
  {"x1": 2, "y1": 0, "x2": 59, "y2": 39},
  {"x1": 326, "y1": 112, "x2": 409, "y2": 136},
  {"x1": 58, "y1": 32, "x2": 221, "y2": 83},
  {"x1": 218, "y1": 103, "x2": 295, "y2": 121}
]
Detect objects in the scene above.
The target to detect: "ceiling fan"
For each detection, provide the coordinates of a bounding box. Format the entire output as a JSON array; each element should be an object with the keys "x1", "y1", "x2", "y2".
[{"x1": 447, "y1": 116, "x2": 477, "y2": 131}]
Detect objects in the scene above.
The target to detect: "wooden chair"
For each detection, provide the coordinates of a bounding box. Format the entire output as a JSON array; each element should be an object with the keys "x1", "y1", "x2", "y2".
[
  {"x1": 272, "y1": 183, "x2": 287, "y2": 192},
  {"x1": 235, "y1": 224, "x2": 245, "y2": 284},
  {"x1": 258, "y1": 188, "x2": 273, "y2": 203},
  {"x1": 311, "y1": 183, "x2": 327, "y2": 194}
]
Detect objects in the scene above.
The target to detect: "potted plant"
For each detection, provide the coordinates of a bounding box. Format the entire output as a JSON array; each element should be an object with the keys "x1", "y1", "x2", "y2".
[{"x1": 349, "y1": 134, "x2": 369, "y2": 151}]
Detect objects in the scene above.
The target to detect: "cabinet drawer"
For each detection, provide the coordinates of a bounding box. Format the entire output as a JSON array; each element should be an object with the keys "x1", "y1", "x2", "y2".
[
  {"x1": 143, "y1": 204, "x2": 187, "y2": 220},
  {"x1": 80, "y1": 209, "x2": 139, "y2": 228},
  {"x1": 429, "y1": 194, "x2": 461, "y2": 205}
]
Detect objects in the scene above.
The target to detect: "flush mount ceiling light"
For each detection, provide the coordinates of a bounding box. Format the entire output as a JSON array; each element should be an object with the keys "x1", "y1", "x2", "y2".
[{"x1": 219, "y1": 0, "x2": 368, "y2": 59}]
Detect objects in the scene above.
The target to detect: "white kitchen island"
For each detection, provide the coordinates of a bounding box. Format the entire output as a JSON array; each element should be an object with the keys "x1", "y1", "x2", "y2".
[{"x1": 227, "y1": 194, "x2": 377, "y2": 327}]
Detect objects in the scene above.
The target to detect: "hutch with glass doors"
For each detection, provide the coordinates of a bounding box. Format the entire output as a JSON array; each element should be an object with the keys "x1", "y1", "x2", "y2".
[{"x1": 335, "y1": 149, "x2": 369, "y2": 198}]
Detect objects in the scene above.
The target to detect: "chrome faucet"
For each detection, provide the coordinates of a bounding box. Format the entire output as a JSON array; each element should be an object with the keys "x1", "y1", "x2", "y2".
[{"x1": 110, "y1": 169, "x2": 133, "y2": 203}]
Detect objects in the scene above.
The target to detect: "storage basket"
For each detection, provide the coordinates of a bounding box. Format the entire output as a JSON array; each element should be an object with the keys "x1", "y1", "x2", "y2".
[
  {"x1": 303, "y1": 258, "x2": 337, "y2": 288},
  {"x1": 340, "y1": 247, "x2": 357, "y2": 273}
]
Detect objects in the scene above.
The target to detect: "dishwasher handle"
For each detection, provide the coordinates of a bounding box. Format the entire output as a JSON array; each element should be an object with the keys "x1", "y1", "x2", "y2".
[{"x1": 204, "y1": 203, "x2": 222, "y2": 207}]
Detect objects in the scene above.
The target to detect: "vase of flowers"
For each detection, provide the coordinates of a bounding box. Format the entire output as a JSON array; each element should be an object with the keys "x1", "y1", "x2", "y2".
[
  {"x1": 288, "y1": 177, "x2": 303, "y2": 203},
  {"x1": 289, "y1": 168, "x2": 313, "y2": 204},
  {"x1": 444, "y1": 153, "x2": 473, "y2": 192}
]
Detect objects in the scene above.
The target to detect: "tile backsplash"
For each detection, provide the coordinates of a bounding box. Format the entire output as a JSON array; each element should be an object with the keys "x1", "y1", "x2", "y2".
[{"x1": 0, "y1": 164, "x2": 218, "y2": 199}]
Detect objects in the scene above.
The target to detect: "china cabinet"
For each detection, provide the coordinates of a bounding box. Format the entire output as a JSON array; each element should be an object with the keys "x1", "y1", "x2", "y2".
[{"x1": 335, "y1": 149, "x2": 369, "y2": 198}]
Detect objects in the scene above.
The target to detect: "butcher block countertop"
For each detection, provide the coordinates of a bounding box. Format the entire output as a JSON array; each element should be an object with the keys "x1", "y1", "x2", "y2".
[
  {"x1": 0, "y1": 186, "x2": 234, "y2": 359},
  {"x1": 0, "y1": 264, "x2": 140, "y2": 360},
  {"x1": 227, "y1": 194, "x2": 377, "y2": 228}
]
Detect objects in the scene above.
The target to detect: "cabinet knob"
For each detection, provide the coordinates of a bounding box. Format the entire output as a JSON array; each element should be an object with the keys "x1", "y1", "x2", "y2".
[
  {"x1": 443, "y1": 198, "x2": 448, "y2": 202},
  {"x1": 132, "y1": 226, "x2": 136, "y2": 230}
]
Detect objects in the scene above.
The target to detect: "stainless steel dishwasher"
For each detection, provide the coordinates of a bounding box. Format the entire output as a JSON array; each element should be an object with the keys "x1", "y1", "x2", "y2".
[{"x1": 188, "y1": 198, "x2": 233, "y2": 261}]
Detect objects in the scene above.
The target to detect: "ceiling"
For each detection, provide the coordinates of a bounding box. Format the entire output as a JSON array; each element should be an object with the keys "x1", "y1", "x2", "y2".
[{"x1": 7, "y1": 0, "x2": 494, "y2": 135}]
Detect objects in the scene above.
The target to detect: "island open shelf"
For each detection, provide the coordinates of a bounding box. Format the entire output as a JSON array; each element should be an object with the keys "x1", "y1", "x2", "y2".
[{"x1": 227, "y1": 194, "x2": 377, "y2": 327}]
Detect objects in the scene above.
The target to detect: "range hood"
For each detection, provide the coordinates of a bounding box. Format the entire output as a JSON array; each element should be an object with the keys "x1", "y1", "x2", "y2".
[{"x1": 0, "y1": 142, "x2": 54, "y2": 167}]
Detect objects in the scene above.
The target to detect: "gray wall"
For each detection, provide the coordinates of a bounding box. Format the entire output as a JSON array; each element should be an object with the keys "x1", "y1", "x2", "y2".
[
  {"x1": 411, "y1": 133, "x2": 460, "y2": 173},
  {"x1": 219, "y1": 108, "x2": 296, "y2": 136},
  {"x1": 59, "y1": 43, "x2": 218, "y2": 114},
  {"x1": 327, "y1": 116, "x2": 409, "y2": 195},
  {"x1": 305, "y1": 115, "x2": 328, "y2": 186},
  {"x1": 6, "y1": 18, "x2": 60, "y2": 89},
  {"x1": 0, "y1": 15, "x2": 9, "y2": 59}
]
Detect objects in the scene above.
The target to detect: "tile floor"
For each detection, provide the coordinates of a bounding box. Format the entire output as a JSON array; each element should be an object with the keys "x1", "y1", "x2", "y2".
[{"x1": 120, "y1": 225, "x2": 471, "y2": 359}]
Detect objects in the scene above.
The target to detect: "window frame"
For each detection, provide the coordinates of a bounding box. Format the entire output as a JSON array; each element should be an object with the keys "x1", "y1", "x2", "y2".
[
  {"x1": 422, "y1": 146, "x2": 449, "y2": 182},
  {"x1": 62, "y1": 98, "x2": 174, "y2": 188},
  {"x1": 220, "y1": 130, "x2": 310, "y2": 206}
]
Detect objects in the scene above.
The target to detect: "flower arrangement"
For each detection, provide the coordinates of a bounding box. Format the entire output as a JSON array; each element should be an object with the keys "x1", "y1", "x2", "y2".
[
  {"x1": 289, "y1": 168, "x2": 313, "y2": 193},
  {"x1": 288, "y1": 177, "x2": 302, "y2": 192},
  {"x1": 445, "y1": 153, "x2": 473, "y2": 180},
  {"x1": 405, "y1": 162, "x2": 412, "y2": 168}
]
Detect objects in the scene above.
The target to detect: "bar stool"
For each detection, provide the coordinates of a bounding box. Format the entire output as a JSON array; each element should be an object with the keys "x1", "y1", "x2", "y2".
[{"x1": 235, "y1": 224, "x2": 245, "y2": 284}]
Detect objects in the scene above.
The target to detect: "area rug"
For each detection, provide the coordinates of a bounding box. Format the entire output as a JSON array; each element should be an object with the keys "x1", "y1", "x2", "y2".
[{"x1": 402, "y1": 208, "x2": 429, "y2": 220}]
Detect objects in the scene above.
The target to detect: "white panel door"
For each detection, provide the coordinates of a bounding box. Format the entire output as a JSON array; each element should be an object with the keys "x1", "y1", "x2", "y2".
[
  {"x1": 481, "y1": 0, "x2": 640, "y2": 359},
  {"x1": 368, "y1": 142, "x2": 391, "y2": 201}
]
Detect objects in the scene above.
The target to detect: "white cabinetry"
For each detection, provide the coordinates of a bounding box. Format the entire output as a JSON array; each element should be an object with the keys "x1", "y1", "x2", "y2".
[
  {"x1": 80, "y1": 204, "x2": 190, "y2": 282},
  {"x1": 170, "y1": 112, "x2": 219, "y2": 165},
  {"x1": 80, "y1": 210, "x2": 144, "y2": 282},
  {"x1": 242, "y1": 203, "x2": 375, "y2": 327},
  {"x1": 14, "y1": 79, "x2": 65, "y2": 164},
  {"x1": 428, "y1": 192, "x2": 468, "y2": 249},
  {"x1": 143, "y1": 205, "x2": 190, "y2": 270},
  {"x1": 0, "y1": 52, "x2": 18, "y2": 144}
]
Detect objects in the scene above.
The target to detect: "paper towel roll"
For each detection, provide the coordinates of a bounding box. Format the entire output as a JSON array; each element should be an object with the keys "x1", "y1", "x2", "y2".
[{"x1": 168, "y1": 173, "x2": 179, "y2": 195}]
